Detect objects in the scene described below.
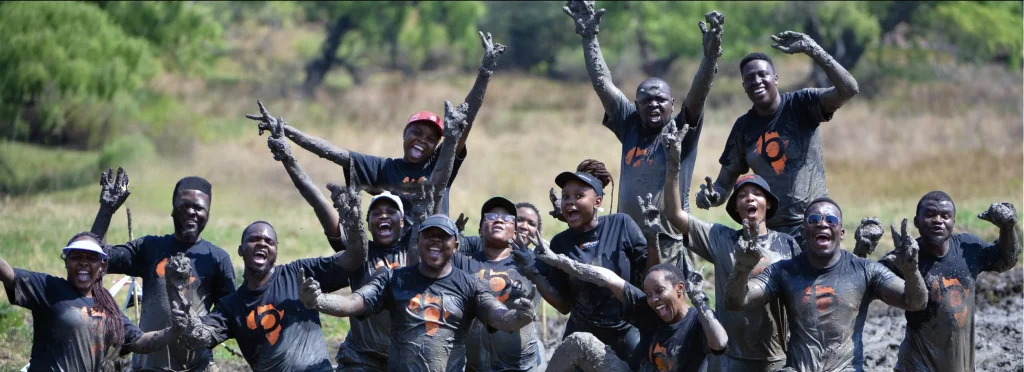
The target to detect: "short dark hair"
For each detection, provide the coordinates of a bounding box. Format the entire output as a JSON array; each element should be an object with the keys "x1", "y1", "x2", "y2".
[
  {"x1": 916, "y1": 191, "x2": 955, "y2": 216},
  {"x1": 804, "y1": 197, "x2": 843, "y2": 220},
  {"x1": 740, "y1": 52, "x2": 775, "y2": 72},
  {"x1": 241, "y1": 220, "x2": 275, "y2": 243},
  {"x1": 645, "y1": 263, "x2": 685, "y2": 286},
  {"x1": 173, "y1": 176, "x2": 212, "y2": 203},
  {"x1": 515, "y1": 202, "x2": 543, "y2": 234},
  {"x1": 66, "y1": 231, "x2": 102, "y2": 246}
]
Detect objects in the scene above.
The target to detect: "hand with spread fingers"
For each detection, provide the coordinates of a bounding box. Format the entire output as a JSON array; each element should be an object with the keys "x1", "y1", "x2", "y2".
[
  {"x1": 327, "y1": 183, "x2": 362, "y2": 232},
  {"x1": 478, "y1": 31, "x2": 506, "y2": 72},
  {"x1": 98, "y1": 167, "x2": 131, "y2": 212},
  {"x1": 245, "y1": 99, "x2": 280, "y2": 137},
  {"x1": 978, "y1": 202, "x2": 1018, "y2": 229},
  {"x1": 548, "y1": 188, "x2": 565, "y2": 222},
  {"x1": 455, "y1": 213, "x2": 469, "y2": 234},
  {"x1": 699, "y1": 11, "x2": 725, "y2": 59},
  {"x1": 505, "y1": 297, "x2": 538, "y2": 324},
  {"x1": 770, "y1": 31, "x2": 820, "y2": 56},
  {"x1": 299, "y1": 269, "x2": 322, "y2": 310},
  {"x1": 685, "y1": 269, "x2": 709, "y2": 306},
  {"x1": 562, "y1": 0, "x2": 605, "y2": 37},
  {"x1": 443, "y1": 100, "x2": 471, "y2": 142},
  {"x1": 735, "y1": 219, "x2": 764, "y2": 271},
  {"x1": 890, "y1": 219, "x2": 920, "y2": 274},
  {"x1": 696, "y1": 176, "x2": 723, "y2": 209},
  {"x1": 510, "y1": 236, "x2": 541, "y2": 279},
  {"x1": 659, "y1": 120, "x2": 690, "y2": 167},
  {"x1": 638, "y1": 193, "x2": 666, "y2": 237},
  {"x1": 853, "y1": 217, "x2": 884, "y2": 257}
]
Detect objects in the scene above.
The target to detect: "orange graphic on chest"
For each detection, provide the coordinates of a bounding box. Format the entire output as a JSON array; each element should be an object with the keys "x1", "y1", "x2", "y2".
[
  {"x1": 650, "y1": 342, "x2": 673, "y2": 371},
  {"x1": 802, "y1": 285, "x2": 837, "y2": 312},
  {"x1": 754, "y1": 131, "x2": 789, "y2": 175},
  {"x1": 625, "y1": 146, "x2": 654, "y2": 167},
  {"x1": 476, "y1": 269, "x2": 516, "y2": 303},
  {"x1": 246, "y1": 304, "x2": 286, "y2": 345},
  {"x1": 408, "y1": 293, "x2": 451, "y2": 336},
  {"x1": 155, "y1": 257, "x2": 196, "y2": 285},
  {"x1": 930, "y1": 276, "x2": 970, "y2": 327}
]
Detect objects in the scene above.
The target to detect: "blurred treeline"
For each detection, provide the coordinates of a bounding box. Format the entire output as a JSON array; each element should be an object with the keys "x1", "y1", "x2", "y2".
[{"x1": 0, "y1": 1, "x2": 1020, "y2": 151}]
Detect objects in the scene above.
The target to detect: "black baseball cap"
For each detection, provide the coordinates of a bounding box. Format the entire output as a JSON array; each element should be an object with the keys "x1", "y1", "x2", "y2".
[
  {"x1": 725, "y1": 174, "x2": 779, "y2": 224},
  {"x1": 418, "y1": 214, "x2": 458, "y2": 236},
  {"x1": 481, "y1": 196, "x2": 517, "y2": 220},
  {"x1": 555, "y1": 171, "x2": 605, "y2": 196}
]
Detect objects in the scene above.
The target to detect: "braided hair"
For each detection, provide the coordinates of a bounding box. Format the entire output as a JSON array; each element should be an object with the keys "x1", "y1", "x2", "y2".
[
  {"x1": 576, "y1": 159, "x2": 615, "y2": 213},
  {"x1": 65, "y1": 232, "x2": 125, "y2": 354}
]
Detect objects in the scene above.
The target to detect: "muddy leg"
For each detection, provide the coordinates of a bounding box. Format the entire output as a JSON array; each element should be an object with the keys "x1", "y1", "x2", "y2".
[{"x1": 545, "y1": 332, "x2": 630, "y2": 372}]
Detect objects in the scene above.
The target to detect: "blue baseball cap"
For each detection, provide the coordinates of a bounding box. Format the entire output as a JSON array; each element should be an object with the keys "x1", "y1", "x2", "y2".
[
  {"x1": 418, "y1": 214, "x2": 458, "y2": 236},
  {"x1": 555, "y1": 171, "x2": 605, "y2": 196}
]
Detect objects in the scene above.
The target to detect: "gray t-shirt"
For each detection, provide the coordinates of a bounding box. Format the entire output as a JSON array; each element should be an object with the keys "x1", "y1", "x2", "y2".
[
  {"x1": 687, "y1": 219, "x2": 799, "y2": 363},
  {"x1": 718, "y1": 89, "x2": 832, "y2": 229},
  {"x1": 602, "y1": 93, "x2": 704, "y2": 234},
  {"x1": 751, "y1": 250, "x2": 899, "y2": 372}
]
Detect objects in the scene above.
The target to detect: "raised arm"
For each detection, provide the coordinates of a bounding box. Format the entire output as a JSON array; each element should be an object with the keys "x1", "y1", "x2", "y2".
[
  {"x1": 246, "y1": 99, "x2": 351, "y2": 168},
  {"x1": 724, "y1": 220, "x2": 774, "y2": 311},
  {"x1": 300, "y1": 272, "x2": 367, "y2": 318},
  {"x1": 480, "y1": 294, "x2": 537, "y2": 333},
  {"x1": 874, "y1": 219, "x2": 927, "y2": 311},
  {"x1": 978, "y1": 202, "x2": 1021, "y2": 272},
  {"x1": 770, "y1": 31, "x2": 859, "y2": 114},
  {"x1": 0, "y1": 256, "x2": 14, "y2": 294},
  {"x1": 681, "y1": 11, "x2": 723, "y2": 126},
  {"x1": 853, "y1": 217, "x2": 884, "y2": 258},
  {"x1": 638, "y1": 193, "x2": 666, "y2": 268},
  {"x1": 686, "y1": 271, "x2": 728, "y2": 352},
  {"x1": 457, "y1": 31, "x2": 505, "y2": 152},
  {"x1": 511, "y1": 236, "x2": 572, "y2": 314},
  {"x1": 660, "y1": 122, "x2": 694, "y2": 233},
  {"x1": 89, "y1": 167, "x2": 131, "y2": 241},
  {"x1": 327, "y1": 183, "x2": 367, "y2": 271},
  {"x1": 429, "y1": 100, "x2": 470, "y2": 191},
  {"x1": 564, "y1": 0, "x2": 628, "y2": 115}
]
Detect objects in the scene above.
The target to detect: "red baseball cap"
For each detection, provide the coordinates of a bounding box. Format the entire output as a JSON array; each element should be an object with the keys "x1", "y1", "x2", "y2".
[{"x1": 405, "y1": 110, "x2": 443, "y2": 134}]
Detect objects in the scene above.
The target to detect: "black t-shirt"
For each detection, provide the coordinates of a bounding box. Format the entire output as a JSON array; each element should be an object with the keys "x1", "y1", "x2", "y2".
[
  {"x1": 540, "y1": 213, "x2": 648, "y2": 331},
  {"x1": 105, "y1": 234, "x2": 236, "y2": 371},
  {"x1": 356, "y1": 265, "x2": 504, "y2": 372},
  {"x1": 340, "y1": 238, "x2": 409, "y2": 358},
  {"x1": 8, "y1": 269, "x2": 144, "y2": 372},
  {"x1": 457, "y1": 235, "x2": 483, "y2": 256},
  {"x1": 620, "y1": 283, "x2": 718, "y2": 372},
  {"x1": 345, "y1": 148, "x2": 466, "y2": 215},
  {"x1": 200, "y1": 257, "x2": 348, "y2": 372},
  {"x1": 603, "y1": 94, "x2": 704, "y2": 229},
  {"x1": 452, "y1": 250, "x2": 540, "y2": 371},
  {"x1": 718, "y1": 89, "x2": 832, "y2": 229}
]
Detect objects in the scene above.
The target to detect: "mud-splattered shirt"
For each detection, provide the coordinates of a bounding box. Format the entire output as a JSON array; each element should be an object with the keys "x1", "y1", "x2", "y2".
[
  {"x1": 882, "y1": 234, "x2": 1005, "y2": 372},
  {"x1": 8, "y1": 269, "x2": 144, "y2": 372},
  {"x1": 340, "y1": 238, "x2": 409, "y2": 360},
  {"x1": 718, "y1": 89, "x2": 831, "y2": 230},
  {"x1": 452, "y1": 250, "x2": 540, "y2": 371},
  {"x1": 541, "y1": 213, "x2": 648, "y2": 331},
  {"x1": 687, "y1": 218, "x2": 800, "y2": 363},
  {"x1": 200, "y1": 257, "x2": 348, "y2": 372},
  {"x1": 345, "y1": 148, "x2": 466, "y2": 215},
  {"x1": 751, "y1": 250, "x2": 898, "y2": 372},
  {"x1": 105, "y1": 234, "x2": 236, "y2": 371},
  {"x1": 603, "y1": 94, "x2": 704, "y2": 231},
  {"x1": 620, "y1": 283, "x2": 719, "y2": 372},
  {"x1": 356, "y1": 264, "x2": 505, "y2": 372}
]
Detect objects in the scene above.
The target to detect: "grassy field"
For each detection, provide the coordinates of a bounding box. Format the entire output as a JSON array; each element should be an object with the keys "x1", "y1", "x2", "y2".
[{"x1": 1, "y1": 26, "x2": 1021, "y2": 368}]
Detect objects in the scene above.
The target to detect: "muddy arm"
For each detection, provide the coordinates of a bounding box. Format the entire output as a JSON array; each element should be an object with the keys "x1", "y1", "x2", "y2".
[
  {"x1": 510, "y1": 236, "x2": 572, "y2": 314},
  {"x1": 725, "y1": 221, "x2": 773, "y2": 311},
  {"x1": 126, "y1": 326, "x2": 179, "y2": 354},
  {"x1": 687, "y1": 271, "x2": 728, "y2": 351},
  {"x1": 876, "y1": 220, "x2": 927, "y2": 311},
  {"x1": 428, "y1": 100, "x2": 470, "y2": 193},
  {"x1": 481, "y1": 295, "x2": 537, "y2": 333},
  {"x1": 540, "y1": 252, "x2": 625, "y2": 302},
  {"x1": 563, "y1": 1, "x2": 627, "y2": 116},
  {"x1": 978, "y1": 202, "x2": 1021, "y2": 272},
  {"x1": 660, "y1": 123, "x2": 693, "y2": 234},
  {"x1": 546, "y1": 332, "x2": 631, "y2": 372},
  {"x1": 327, "y1": 183, "x2": 367, "y2": 270},
  {"x1": 457, "y1": 31, "x2": 505, "y2": 152},
  {"x1": 770, "y1": 31, "x2": 859, "y2": 114},
  {"x1": 89, "y1": 168, "x2": 131, "y2": 241},
  {"x1": 300, "y1": 274, "x2": 367, "y2": 317},
  {"x1": 682, "y1": 11, "x2": 723, "y2": 126},
  {"x1": 246, "y1": 100, "x2": 352, "y2": 168}
]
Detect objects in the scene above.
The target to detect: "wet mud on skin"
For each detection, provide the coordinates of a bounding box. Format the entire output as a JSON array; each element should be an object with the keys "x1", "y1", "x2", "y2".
[{"x1": 861, "y1": 268, "x2": 1023, "y2": 372}]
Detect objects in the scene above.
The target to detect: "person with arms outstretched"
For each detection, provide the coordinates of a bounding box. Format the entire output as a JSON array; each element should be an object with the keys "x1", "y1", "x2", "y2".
[{"x1": 696, "y1": 30, "x2": 860, "y2": 246}]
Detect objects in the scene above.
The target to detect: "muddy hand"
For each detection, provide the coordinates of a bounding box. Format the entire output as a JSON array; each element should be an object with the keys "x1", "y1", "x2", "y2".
[
  {"x1": 267, "y1": 125, "x2": 293, "y2": 162},
  {"x1": 699, "y1": 10, "x2": 725, "y2": 59},
  {"x1": 548, "y1": 187, "x2": 565, "y2": 222},
  {"x1": 638, "y1": 193, "x2": 665, "y2": 236},
  {"x1": 443, "y1": 100, "x2": 470, "y2": 141},
  {"x1": 978, "y1": 202, "x2": 1018, "y2": 229},
  {"x1": 735, "y1": 219, "x2": 764, "y2": 270},
  {"x1": 170, "y1": 308, "x2": 190, "y2": 335},
  {"x1": 771, "y1": 31, "x2": 819, "y2": 55},
  {"x1": 330, "y1": 183, "x2": 362, "y2": 231},
  {"x1": 529, "y1": 231, "x2": 559, "y2": 265},
  {"x1": 478, "y1": 31, "x2": 506, "y2": 72},
  {"x1": 685, "y1": 270, "x2": 708, "y2": 305},
  {"x1": 299, "y1": 269, "x2": 322, "y2": 310},
  {"x1": 696, "y1": 176, "x2": 722, "y2": 209},
  {"x1": 891, "y1": 219, "x2": 919, "y2": 273},
  {"x1": 245, "y1": 99, "x2": 279, "y2": 136},
  {"x1": 98, "y1": 167, "x2": 131, "y2": 212},
  {"x1": 455, "y1": 213, "x2": 469, "y2": 234},
  {"x1": 510, "y1": 237, "x2": 541, "y2": 278},
  {"x1": 563, "y1": 0, "x2": 605, "y2": 37},
  {"x1": 853, "y1": 217, "x2": 884, "y2": 257},
  {"x1": 658, "y1": 120, "x2": 689, "y2": 167},
  {"x1": 508, "y1": 297, "x2": 538, "y2": 323}
]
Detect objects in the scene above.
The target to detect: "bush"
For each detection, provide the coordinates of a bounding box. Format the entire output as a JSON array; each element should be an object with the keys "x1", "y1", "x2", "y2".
[{"x1": 97, "y1": 134, "x2": 156, "y2": 171}]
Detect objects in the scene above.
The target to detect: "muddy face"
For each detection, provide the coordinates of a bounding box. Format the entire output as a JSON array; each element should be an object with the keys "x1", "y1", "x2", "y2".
[
  {"x1": 368, "y1": 201, "x2": 404, "y2": 245},
  {"x1": 172, "y1": 190, "x2": 210, "y2": 243},
  {"x1": 402, "y1": 122, "x2": 441, "y2": 164},
  {"x1": 417, "y1": 227, "x2": 456, "y2": 272},
  {"x1": 741, "y1": 60, "x2": 779, "y2": 111},
  {"x1": 643, "y1": 270, "x2": 687, "y2": 323},
  {"x1": 516, "y1": 206, "x2": 540, "y2": 241},
  {"x1": 802, "y1": 202, "x2": 845, "y2": 261},
  {"x1": 560, "y1": 180, "x2": 602, "y2": 231},
  {"x1": 64, "y1": 243, "x2": 106, "y2": 295},
  {"x1": 915, "y1": 199, "x2": 955, "y2": 247},
  {"x1": 635, "y1": 80, "x2": 675, "y2": 130},
  {"x1": 735, "y1": 184, "x2": 771, "y2": 223},
  {"x1": 480, "y1": 206, "x2": 515, "y2": 246},
  {"x1": 239, "y1": 223, "x2": 278, "y2": 280}
]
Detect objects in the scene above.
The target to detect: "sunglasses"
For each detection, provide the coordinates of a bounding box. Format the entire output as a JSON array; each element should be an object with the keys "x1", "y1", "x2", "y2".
[
  {"x1": 806, "y1": 214, "x2": 840, "y2": 227},
  {"x1": 484, "y1": 213, "x2": 515, "y2": 224}
]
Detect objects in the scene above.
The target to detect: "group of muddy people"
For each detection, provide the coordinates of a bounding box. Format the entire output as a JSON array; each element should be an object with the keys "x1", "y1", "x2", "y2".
[{"x1": 2, "y1": 2, "x2": 1020, "y2": 372}]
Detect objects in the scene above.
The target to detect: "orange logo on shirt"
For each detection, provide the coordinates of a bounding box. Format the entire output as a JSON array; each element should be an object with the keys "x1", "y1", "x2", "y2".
[
  {"x1": 802, "y1": 285, "x2": 837, "y2": 313},
  {"x1": 155, "y1": 257, "x2": 196, "y2": 285},
  {"x1": 649, "y1": 342, "x2": 673, "y2": 371},
  {"x1": 475, "y1": 269, "x2": 518, "y2": 303},
  {"x1": 402, "y1": 176, "x2": 428, "y2": 184},
  {"x1": 407, "y1": 293, "x2": 451, "y2": 336},
  {"x1": 753, "y1": 131, "x2": 789, "y2": 175},
  {"x1": 374, "y1": 259, "x2": 402, "y2": 272},
  {"x1": 625, "y1": 146, "x2": 654, "y2": 167},
  {"x1": 929, "y1": 276, "x2": 970, "y2": 327},
  {"x1": 78, "y1": 306, "x2": 108, "y2": 357},
  {"x1": 246, "y1": 304, "x2": 286, "y2": 345}
]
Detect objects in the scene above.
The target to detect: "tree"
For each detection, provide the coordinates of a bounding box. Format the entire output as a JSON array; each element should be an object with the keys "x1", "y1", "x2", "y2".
[{"x1": 97, "y1": 1, "x2": 224, "y2": 76}]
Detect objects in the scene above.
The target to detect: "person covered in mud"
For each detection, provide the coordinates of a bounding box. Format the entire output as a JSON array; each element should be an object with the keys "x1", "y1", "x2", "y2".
[
  {"x1": 658, "y1": 123, "x2": 799, "y2": 371},
  {"x1": 0, "y1": 232, "x2": 185, "y2": 372},
  {"x1": 299, "y1": 214, "x2": 537, "y2": 372},
  {"x1": 451, "y1": 197, "x2": 542, "y2": 372},
  {"x1": 725, "y1": 198, "x2": 928, "y2": 372},
  {"x1": 696, "y1": 29, "x2": 861, "y2": 246},
  {"x1": 563, "y1": 0, "x2": 724, "y2": 266},
  {"x1": 868, "y1": 192, "x2": 1019, "y2": 372},
  {"x1": 528, "y1": 241, "x2": 728, "y2": 372},
  {"x1": 88, "y1": 170, "x2": 236, "y2": 371},
  {"x1": 516, "y1": 159, "x2": 652, "y2": 367},
  {"x1": 247, "y1": 31, "x2": 505, "y2": 215},
  {"x1": 178, "y1": 210, "x2": 367, "y2": 371}
]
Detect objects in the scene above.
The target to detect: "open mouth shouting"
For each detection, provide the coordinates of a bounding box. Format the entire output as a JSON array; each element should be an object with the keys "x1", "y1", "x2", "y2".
[
  {"x1": 378, "y1": 221, "x2": 395, "y2": 239},
  {"x1": 812, "y1": 229, "x2": 833, "y2": 249},
  {"x1": 426, "y1": 245, "x2": 443, "y2": 260},
  {"x1": 563, "y1": 205, "x2": 581, "y2": 225},
  {"x1": 410, "y1": 143, "x2": 427, "y2": 160},
  {"x1": 76, "y1": 269, "x2": 92, "y2": 284},
  {"x1": 745, "y1": 204, "x2": 759, "y2": 219},
  {"x1": 647, "y1": 110, "x2": 663, "y2": 124},
  {"x1": 252, "y1": 248, "x2": 269, "y2": 265}
]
